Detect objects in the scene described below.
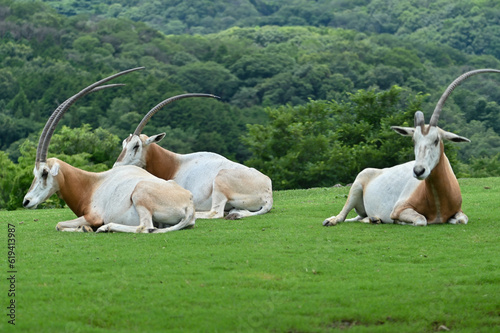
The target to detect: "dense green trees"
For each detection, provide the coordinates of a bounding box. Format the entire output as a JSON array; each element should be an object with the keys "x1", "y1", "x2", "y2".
[
  {"x1": 1, "y1": 0, "x2": 500, "y2": 208},
  {"x1": 39, "y1": 0, "x2": 500, "y2": 58},
  {"x1": 243, "y1": 86, "x2": 427, "y2": 189}
]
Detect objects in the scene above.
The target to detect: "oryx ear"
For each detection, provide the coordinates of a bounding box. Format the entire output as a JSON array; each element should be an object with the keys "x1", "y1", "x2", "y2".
[
  {"x1": 391, "y1": 126, "x2": 415, "y2": 137},
  {"x1": 50, "y1": 163, "x2": 60, "y2": 176},
  {"x1": 441, "y1": 130, "x2": 470, "y2": 143},
  {"x1": 145, "y1": 133, "x2": 166, "y2": 145}
]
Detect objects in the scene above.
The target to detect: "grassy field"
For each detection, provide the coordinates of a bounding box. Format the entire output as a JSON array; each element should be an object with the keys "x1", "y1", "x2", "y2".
[{"x1": 1, "y1": 178, "x2": 499, "y2": 332}]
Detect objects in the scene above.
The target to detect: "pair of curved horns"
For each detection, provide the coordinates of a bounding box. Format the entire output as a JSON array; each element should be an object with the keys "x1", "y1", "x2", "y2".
[
  {"x1": 133, "y1": 93, "x2": 220, "y2": 136},
  {"x1": 36, "y1": 67, "x2": 145, "y2": 164},
  {"x1": 429, "y1": 68, "x2": 500, "y2": 127}
]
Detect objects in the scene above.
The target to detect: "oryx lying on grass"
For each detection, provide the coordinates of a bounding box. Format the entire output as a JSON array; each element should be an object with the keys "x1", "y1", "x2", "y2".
[
  {"x1": 113, "y1": 94, "x2": 273, "y2": 220},
  {"x1": 23, "y1": 68, "x2": 195, "y2": 233},
  {"x1": 323, "y1": 69, "x2": 500, "y2": 226}
]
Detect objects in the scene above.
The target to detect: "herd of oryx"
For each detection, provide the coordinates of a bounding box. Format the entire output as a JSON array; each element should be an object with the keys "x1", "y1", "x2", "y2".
[{"x1": 22, "y1": 67, "x2": 500, "y2": 233}]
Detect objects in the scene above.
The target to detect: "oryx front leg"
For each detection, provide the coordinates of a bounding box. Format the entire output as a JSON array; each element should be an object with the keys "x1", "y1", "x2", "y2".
[
  {"x1": 96, "y1": 204, "x2": 155, "y2": 233},
  {"x1": 56, "y1": 216, "x2": 94, "y2": 232},
  {"x1": 96, "y1": 223, "x2": 154, "y2": 233},
  {"x1": 448, "y1": 211, "x2": 468, "y2": 225},
  {"x1": 323, "y1": 182, "x2": 366, "y2": 226},
  {"x1": 392, "y1": 208, "x2": 427, "y2": 226}
]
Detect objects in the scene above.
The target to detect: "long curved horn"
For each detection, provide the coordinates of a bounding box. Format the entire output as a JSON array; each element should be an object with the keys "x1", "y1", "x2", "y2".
[
  {"x1": 37, "y1": 67, "x2": 145, "y2": 163},
  {"x1": 133, "y1": 93, "x2": 220, "y2": 136},
  {"x1": 429, "y1": 69, "x2": 500, "y2": 126},
  {"x1": 35, "y1": 84, "x2": 125, "y2": 163}
]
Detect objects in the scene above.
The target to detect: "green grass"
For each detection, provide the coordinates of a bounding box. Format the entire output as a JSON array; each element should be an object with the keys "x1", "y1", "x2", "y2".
[{"x1": 1, "y1": 178, "x2": 499, "y2": 332}]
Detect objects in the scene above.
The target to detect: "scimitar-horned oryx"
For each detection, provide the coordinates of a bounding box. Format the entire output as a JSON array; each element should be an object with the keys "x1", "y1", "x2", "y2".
[
  {"x1": 23, "y1": 68, "x2": 196, "y2": 233},
  {"x1": 113, "y1": 94, "x2": 273, "y2": 220},
  {"x1": 323, "y1": 68, "x2": 500, "y2": 226}
]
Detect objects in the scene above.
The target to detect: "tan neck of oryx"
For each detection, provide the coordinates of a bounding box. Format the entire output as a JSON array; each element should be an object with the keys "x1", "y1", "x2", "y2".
[
  {"x1": 423, "y1": 143, "x2": 462, "y2": 222},
  {"x1": 144, "y1": 143, "x2": 180, "y2": 181},
  {"x1": 54, "y1": 160, "x2": 102, "y2": 217}
]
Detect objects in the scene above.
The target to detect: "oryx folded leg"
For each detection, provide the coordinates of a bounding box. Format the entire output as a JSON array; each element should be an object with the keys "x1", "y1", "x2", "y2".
[
  {"x1": 55, "y1": 216, "x2": 97, "y2": 232},
  {"x1": 195, "y1": 168, "x2": 273, "y2": 220}
]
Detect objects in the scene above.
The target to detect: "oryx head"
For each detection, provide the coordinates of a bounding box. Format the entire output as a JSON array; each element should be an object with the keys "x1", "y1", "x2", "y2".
[
  {"x1": 23, "y1": 67, "x2": 145, "y2": 209},
  {"x1": 113, "y1": 93, "x2": 219, "y2": 168},
  {"x1": 23, "y1": 160, "x2": 61, "y2": 209},
  {"x1": 392, "y1": 112, "x2": 470, "y2": 180},
  {"x1": 391, "y1": 69, "x2": 500, "y2": 180},
  {"x1": 114, "y1": 132, "x2": 166, "y2": 168}
]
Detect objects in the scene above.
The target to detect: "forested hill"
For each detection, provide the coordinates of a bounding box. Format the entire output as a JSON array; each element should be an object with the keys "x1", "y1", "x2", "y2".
[
  {"x1": 40, "y1": 0, "x2": 500, "y2": 58},
  {"x1": 1, "y1": 0, "x2": 500, "y2": 207}
]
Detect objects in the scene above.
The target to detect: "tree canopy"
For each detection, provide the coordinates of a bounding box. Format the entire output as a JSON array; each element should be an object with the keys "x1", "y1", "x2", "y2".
[{"x1": 38, "y1": 0, "x2": 500, "y2": 59}]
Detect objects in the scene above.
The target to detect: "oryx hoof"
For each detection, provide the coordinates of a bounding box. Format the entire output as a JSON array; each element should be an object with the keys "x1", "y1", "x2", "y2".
[
  {"x1": 96, "y1": 225, "x2": 109, "y2": 233},
  {"x1": 369, "y1": 217, "x2": 381, "y2": 224},
  {"x1": 322, "y1": 219, "x2": 337, "y2": 227},
  {"x1": 413, "y1": 219, "x2": 427, "y2": 227},
  {"x1": 225, "y1": 213, "x2": 241, "y2": 220},
  {"x1": 148, "y1": 228, "x2": 156, "y2": 233},
  {"x1": 78, "y1": 225, "x2": 93, "y2": 233},
  {"x1": 448, "y1": 213, "x2": 468, "y2": 225}
]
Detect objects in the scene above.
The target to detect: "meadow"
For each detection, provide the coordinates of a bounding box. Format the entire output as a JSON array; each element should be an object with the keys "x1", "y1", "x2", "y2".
[{"x1": 1, "y1": 178, "x2": 499, "y2": 332}]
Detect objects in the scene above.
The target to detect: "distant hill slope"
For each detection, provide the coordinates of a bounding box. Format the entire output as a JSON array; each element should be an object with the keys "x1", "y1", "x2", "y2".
[{"x1": 39, "y1": 0, "x2": 500, "y2": 58}]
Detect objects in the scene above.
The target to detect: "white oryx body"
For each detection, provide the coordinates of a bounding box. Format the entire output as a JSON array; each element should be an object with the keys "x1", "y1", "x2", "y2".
[
  {"x1": 113, "y1": 94, "x2": 273, "y2": 220},
  {"x1": 115, "y1": 134, "x2": 273, "y2": 220},
  {"x1": 323, "y1": 131, "x2": 467, "y2": 226},
  {"x1": 24, "y1": 159, "x2": 195, "y2": 233},
  {"x1": 23, "y1": 68, "x2": 195, "y2": 233},
  {"x1": 323, "y1": 69, "x2": 500, "y2": 226}
]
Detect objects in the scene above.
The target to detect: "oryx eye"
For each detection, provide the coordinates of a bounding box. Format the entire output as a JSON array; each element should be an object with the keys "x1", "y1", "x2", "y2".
[
  {"x1": 133, "y1": 143, "x2": 139, "y2": 151},
  {"x1": 434, "y1": 139, "x2": 439, "y2": 146},
  {"x1": 41, "y1": 169, "x2": 49, "y2": 179}
]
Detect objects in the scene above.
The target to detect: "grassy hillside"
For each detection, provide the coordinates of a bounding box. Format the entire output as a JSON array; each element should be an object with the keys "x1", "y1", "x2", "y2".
[{"x1": 1, "y1": 178, "x2": 498, "y2": 332}]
